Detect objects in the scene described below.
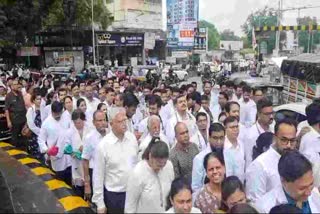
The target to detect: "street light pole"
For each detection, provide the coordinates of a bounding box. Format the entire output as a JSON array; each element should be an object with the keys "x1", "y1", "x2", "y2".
[{"x1": 91, "y1": 0, "x2": 96, "y2": 66}]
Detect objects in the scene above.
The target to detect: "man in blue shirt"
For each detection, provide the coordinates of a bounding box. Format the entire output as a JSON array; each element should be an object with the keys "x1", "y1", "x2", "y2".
[{"x1": 191, "y1": 123, "x2": 225, "y2": 193}]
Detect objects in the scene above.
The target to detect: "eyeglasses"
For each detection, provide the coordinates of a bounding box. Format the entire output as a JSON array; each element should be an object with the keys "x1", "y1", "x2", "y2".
[{"x1": 276, "y1": 136, "x2": 297, "y2": 146}]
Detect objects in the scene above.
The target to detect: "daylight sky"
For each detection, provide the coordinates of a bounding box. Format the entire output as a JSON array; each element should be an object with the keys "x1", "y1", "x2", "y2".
[{"x1": 162, "y1": 0, "x2": 320, "y2": 36}]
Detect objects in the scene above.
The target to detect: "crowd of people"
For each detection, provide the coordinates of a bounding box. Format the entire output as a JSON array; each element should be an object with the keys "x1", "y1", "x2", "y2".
[{"x1": 1, "y1": 69, "x2": 320, "y2": 214}]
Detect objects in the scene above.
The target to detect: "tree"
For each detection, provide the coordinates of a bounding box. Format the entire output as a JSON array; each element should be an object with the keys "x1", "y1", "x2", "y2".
[
  {"x1": 297, "y1": 16, "x2": 320, "y2": 53},
  {"x1": 199, "y1": 20, "x2": 220, "y2": 50},
  {"x1": 220, "y1": 29, "x2": 240, "y2": 41},
  {"x1": 0, "y1": 0, "x2": 54, "y2": 48},
  {"x1": 241, "y1": 6, "x2": 286, "y2": 54},
  {"x1": 43, "y1": 0, "x2": 111, "y2": 30}
]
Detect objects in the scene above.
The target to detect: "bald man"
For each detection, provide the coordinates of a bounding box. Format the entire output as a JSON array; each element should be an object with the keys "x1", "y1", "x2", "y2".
[
  {"x1": 92, "y1": 107, "x2": 138, "y2": 214},
  {"x1": 138, "y1": 115, "x2": 170, "y2": 160},
  {"x1": 169, "y1": 122, "x2": 199, "y2": 183}
]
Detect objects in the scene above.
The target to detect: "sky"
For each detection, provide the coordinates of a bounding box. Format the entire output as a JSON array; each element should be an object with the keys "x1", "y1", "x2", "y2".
[{"x1": 162, "y1": 0, "x2": 320, "y2": 36}]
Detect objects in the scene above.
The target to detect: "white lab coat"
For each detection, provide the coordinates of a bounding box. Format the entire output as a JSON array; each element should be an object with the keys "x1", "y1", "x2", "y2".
[
  {"x1": 245, "y1": 146, "x2": 281, "y2": 203},
  {"x1": 57, "y1": 125, "x2": 91, "y2": 184},
  {"x1": 242, "y1": 122, "x2": 274, "y2": 169},
  {"x1": 300, "y1": 128, "x2": 320, "y2": 188},
  {"x1": 37, "y1": 115, "x2": 71, "y2": 172},
  {"x1": 238, "y1": 98, "x2": 257, "y2": 128},
  {"x1": 255, "y1": 185, "x2": 320, "y2": 213},
  {"x1": 26, "y1": 105, "x2": 42, "y2": 136}
]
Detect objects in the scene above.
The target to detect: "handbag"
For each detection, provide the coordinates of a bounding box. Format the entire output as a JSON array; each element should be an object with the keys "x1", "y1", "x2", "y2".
[{"x1": 21, "y1": 123, "x2": 32, "y2": 138}]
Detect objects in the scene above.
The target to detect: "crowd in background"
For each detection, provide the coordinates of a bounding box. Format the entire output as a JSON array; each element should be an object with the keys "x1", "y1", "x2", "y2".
[{"x1": 1, "y1": 68, "x2": 320, "y2": 214}]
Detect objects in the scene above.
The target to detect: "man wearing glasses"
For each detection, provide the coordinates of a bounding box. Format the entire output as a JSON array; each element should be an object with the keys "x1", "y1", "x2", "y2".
[
  {"x1": 191, "y1": 123, "x2": 225, "y2": 193},
  {"x1": 246, "y1": 118, "x2": 298, "y2": 203},
  {"x1": 243, "y1": 98, "x2": 275, "y2": 169}
]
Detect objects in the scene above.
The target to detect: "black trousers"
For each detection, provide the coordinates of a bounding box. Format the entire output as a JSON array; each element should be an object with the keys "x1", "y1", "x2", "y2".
[
  {"x1": 74, "y1": 185, "x2": 84, "y2": 198},
  {"x1": 55, "y1": 166, "x2": 72, "y2": 187},
  {"x1": 10, "y1": 123, "x2": 26, "y2": 150},
  {"x1": 103, "y1": 188, "x2": 126, "y2": 214}
]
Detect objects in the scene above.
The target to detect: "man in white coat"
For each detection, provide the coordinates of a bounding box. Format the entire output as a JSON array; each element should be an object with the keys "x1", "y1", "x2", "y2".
[
  {"x1": 38, "y1": 101, "x2": 71, "y2": 185},
  {"x1": 255, "y1": 151, "x2": 320, "y2": 213},
  {"x1": 300, "y1": 101, "x2": 320, "y2": 189},
  {"x1": 246, "y1": 118, "x2": 298, "y2": 203}
]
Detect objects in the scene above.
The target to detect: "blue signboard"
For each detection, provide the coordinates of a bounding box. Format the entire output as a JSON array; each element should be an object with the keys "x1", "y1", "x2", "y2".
[{"x1": 167, "y1": 0, "x2": 199, "y2": 50}]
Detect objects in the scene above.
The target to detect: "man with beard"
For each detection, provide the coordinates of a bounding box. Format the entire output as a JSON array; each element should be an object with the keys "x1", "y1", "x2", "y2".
[
  {"x1": 239, "y1": 85, "x2": 257, "y2": 127},
  {"x1": 165, "y1": 94, "x2": 197, "y2": 147},
  {"x1": 246, "y1": 118, "x2": 298, "y2": 203},
  {"x1": 211, "y1": 92, "x2": 229, "y2": 122},
  {"x1": 191, "y1": 123, "x2": 225, "y2": 193},
  {"x1": 243, "y1": 98, "x2": 274, "y2": 168},
  {"x1": 82, "y1": 110, "x2": 108, "y2": 201},
  {"x1": 5, "y1": 79, "x2": 26, "y2": 148}
]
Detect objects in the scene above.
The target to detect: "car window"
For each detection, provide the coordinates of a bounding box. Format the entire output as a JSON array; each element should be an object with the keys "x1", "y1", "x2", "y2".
[{"x1": 275, "y1": 110, "x2": 307, "y2": 123}]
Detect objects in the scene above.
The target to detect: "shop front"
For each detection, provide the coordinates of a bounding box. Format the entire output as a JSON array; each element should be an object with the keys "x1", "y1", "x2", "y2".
[{"x1": 95, "y1": 32, "x2": 144, "y2": 66}]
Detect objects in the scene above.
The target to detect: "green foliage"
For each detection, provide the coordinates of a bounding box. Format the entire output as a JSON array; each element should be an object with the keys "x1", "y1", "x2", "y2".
[
  {"x1": 241, "y1": 6, "x2": 282, "y2": 54},
  {"x1": 297, "y1": 16, "x2": 320, "y2": 53},
  {"x1": 199, "y1": 20, "x2": 220, "y2": 50},
  {"x1": 43, "y1": 0, "x2": 111, "y2": 29},
  {"x1": 220, "y1": 29, "x2": 240, "y2": 41}
]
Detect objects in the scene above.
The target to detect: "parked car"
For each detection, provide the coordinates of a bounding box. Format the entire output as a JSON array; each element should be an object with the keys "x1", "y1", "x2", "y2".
[
  {"x1": 161, "y1": 67, "x2": 188, "y2": 81},
  {"x1": 273, "y1": 102, "x2": 311, "y2": 134}
]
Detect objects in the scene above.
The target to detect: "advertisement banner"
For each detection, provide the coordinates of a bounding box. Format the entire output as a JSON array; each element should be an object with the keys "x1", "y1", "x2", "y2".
[
  {"x1": 97, "y1": 33, "x2": 144, "y2": 47},
  {"x1": 167, "y1": 0, "x2": 199, "y2": 49},
  {"x1": 194, "y1": 27, "x2": 207, "y2": 53}
]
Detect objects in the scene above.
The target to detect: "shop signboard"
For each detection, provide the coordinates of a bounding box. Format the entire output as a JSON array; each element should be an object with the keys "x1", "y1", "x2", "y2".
[
  {"x1": 97, "y1": 33, "x2": 144, "y2": 47},
  {"x1": 167, "y1": 0, "x2": 199, "y2": 49}
]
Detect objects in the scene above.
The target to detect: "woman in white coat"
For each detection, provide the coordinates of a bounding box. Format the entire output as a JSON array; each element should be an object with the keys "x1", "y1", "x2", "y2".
[
  {"x1": 26, "y1": 90, "x2": 44, "y2": 162},
  {"x1": 60, "y1": 96, "x2": 73, "y2": 129},
  {"x1": 125, "y1": 138, "x2": 174, "y2": 213},
  {"x1": 57, "y1": 109, "x2": 91, "y2": 198}
]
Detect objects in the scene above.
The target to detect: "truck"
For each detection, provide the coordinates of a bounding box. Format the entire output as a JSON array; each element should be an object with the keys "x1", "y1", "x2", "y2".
[{"x1": 280, "y1": 54, "x2": 320, "y2": 104}]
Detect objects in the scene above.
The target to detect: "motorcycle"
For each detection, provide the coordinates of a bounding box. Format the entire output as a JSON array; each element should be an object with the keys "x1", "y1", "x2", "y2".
[
  {"x1": 146, "y1": 69, "x2": 160, "y2": 88},
  {"x1": 164, "y1": 71, "x2": 179, "y2": 86}
]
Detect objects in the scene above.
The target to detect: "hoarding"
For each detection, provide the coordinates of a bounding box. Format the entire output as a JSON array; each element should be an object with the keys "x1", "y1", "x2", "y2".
[
  {"x1": 194, "y1": 27, "x2": 207, "y2": 53},
  {"x1": 167, "y1": 0, "x2": 199, "y2": 50}
]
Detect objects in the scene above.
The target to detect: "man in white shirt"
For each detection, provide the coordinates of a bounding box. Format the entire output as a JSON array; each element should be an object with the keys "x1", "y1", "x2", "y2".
[
  {"x1": 211, "y1": 91, "x2": 229, "y2": 122},
  {"x1": 138, "y1": 115, "x2": 169, "y2": 159},
  {"x1": 84, "y1": 84, "x2": 100, "y2": 113},
  {"x1": 38, "y1": 101, "x2": 72, "y2": 185},
  {"x1": 160, "y1": 87, "x2": 180, "y2": 126},
  {"x1": 105, "y1": 87, "x2": 115, "y2": 108},
  {"x1": 82, "y1": 110, "x2": 108, "y2": 201},
  {"x1": 190, "y1": 112, "x2": 208, "y2": 152},
  {"x1": 71, "y1": 83, "x2": 83, "y2": 109},
  {"x1": 300, "y1": 101, "x2": 320, "y2": 188},
  {"x1": 138, "y1": 95, "x2": 164, "y2": 136},
  {"x1": 98, "y1": 87, "x2": 107, "y2": 104},
  {"x1": 246, "y1": 118, "x2": 298, "y2": 203},
  {"x1": 223, "y1": 116, "x2": 245, "y2": 183},
  {"x1": 165, "y1": 94, "x2": 197, "y2": 147},
  {"x1": 123, "y1": 93, "x2": 140, "y2": 136},
  {"x1": 192, "y1": 123, "x2": 225, "y2": 193},
  {"x1": 92, "y1": 108, "x2": 138, "y2": 214},
  {"x1": 239, "y1": 85, "x2": 257, "y2": 127},
  {"x1": 255, "y1": 151, "x2": 320, "y2": 213},
  {"x1": 243, "y1": 98, "x2": 274, "y2": 168}
]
